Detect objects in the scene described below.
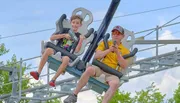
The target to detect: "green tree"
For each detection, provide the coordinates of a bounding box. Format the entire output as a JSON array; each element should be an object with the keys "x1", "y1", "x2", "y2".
[
  {"x1": 0, "y1": 45, "x2": 62, "y2": 103},
  {"x1": 173, "y1": 83, "x2": 180, "y2": 103},
  {"x1": 97, "y1": 82, "x2": 166, "y2": 103},
  {"x1": 0, "y1": 55, "x2": 30, "y2": 103},
  {"x1": 97, "y1": 89, "x2": 133, "y2": 103},
  {"x1": 0, "y1": 43, "x2": 9, "y2": 56},
  {"x1": 168, "y1": 83, "x2": 180, "y2": 103},
  {"x1": 133, "y1": 82, "x2": 166, "y2": 103}
]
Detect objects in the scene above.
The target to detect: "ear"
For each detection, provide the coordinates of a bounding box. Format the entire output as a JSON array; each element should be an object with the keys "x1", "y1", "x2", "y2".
[{"x1": 122, "y1": 34, "x2": 125, "y2": 38}]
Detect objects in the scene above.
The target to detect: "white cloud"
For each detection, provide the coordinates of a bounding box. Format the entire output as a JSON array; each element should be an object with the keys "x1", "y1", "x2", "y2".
[
  {"x1": 121, "y1": 67, "x2": 180, "y2": 100},
  {"x1": 155, "y1": 71, "x2": 180, "y2": 99},
  {"x1": 159, "y1": 30, "x2": 175, "y2": 40},
  {"x1": 152, "y1": 30, "x2": 180, "y2": 55}
]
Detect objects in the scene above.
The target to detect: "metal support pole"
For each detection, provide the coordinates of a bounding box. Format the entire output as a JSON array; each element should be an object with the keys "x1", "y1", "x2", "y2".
[
  {"x1": 8, "y1": 67, "x2": 19, "y2": 103},
  {"x1": 47, "y1": 62, "x2": 50, "y2": 93},
  {"x1": 155, "y1": 26, "x2": 159, "y2": 66},
  {"x1": 19, "y1": 58, "x2": 22, "y2": 100}
]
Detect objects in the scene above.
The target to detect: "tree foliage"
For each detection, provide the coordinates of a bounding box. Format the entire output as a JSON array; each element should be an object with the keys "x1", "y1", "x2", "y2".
[
  {"x1": 97, "y1": 89, "x2": 133, "y2": 103},
  {"x1": 0, "y1": 45, "x2": 62, "y2": 103},
  {"x1": 133, "y1": 82, "x2": 166, "y2": 103},
  {"x1": 0, "y1": 43, "x2": 9, "y2": 56},
  {"x1": 97, "y1": 82, "x2": 180, "y2": 103},
  {"x1": 0, "y1": 55, "x2": 30, "y2": 103},
  {"x1": 171, "y1": 83, "x2": 180, "y2": 103}
]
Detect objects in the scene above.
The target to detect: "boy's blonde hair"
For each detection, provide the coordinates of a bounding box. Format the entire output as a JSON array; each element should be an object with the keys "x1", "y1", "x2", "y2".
[{"x1": 70, "y1": 15, "x2": 83, "y2": 24}]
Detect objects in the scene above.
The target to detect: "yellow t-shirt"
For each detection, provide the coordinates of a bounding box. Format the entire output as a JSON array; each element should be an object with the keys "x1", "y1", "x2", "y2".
[{"x1": 96, "y1": 40, "x2": 130, "y2": 71}]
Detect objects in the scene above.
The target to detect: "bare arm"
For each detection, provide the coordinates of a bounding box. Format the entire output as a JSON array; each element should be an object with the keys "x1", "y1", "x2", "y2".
[
  {"x1": 50, "y1": 33, "x2": 70, "y2": 41},
  {"x1": 74, "y1": 35, "x2": 84, "y2": 53},
  {"x1": 113, "y1": 44, "x2": 128, "y2": 69},
  {"x1": 94, "y1": 45, "x2": 115, "y2": 59},
  {"x1": 94, "y1": 49, "x2": 111, "y2": 59},
  {"x1": 116, "y1": 51, "x2": 128, "y2": 69}
]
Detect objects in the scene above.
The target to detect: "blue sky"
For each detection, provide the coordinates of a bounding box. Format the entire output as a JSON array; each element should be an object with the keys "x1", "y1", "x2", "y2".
[
  {"x1": 1, "y1": 0, "x2": 180, "y2": 62},
  {"x1": 1, "y1": 0, "x2": 180, "y2": 102}
]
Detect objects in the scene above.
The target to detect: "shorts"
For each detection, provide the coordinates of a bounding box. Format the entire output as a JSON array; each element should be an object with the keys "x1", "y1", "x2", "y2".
[
  {"x1": 53, "y1": 49, "x2": 66, "y2": 57},
  {"x1": 92, "y1": 65, "x2": 120, "y2": 85}
]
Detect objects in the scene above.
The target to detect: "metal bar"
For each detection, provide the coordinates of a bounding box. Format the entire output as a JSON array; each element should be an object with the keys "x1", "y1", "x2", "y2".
[
  {"x1": 13, "y1": 88, "x2": 89, "y2": 101},
  {"x1": 134, "y1": 21, "x2": 180, "y2": 35},
  {"x1": 139, "y1": 62, "x2": 174, "y2": 66},
  {"x1": 44, "y1": 88, "x2": 89, "y2": 101},
  {"x1": 83, "y1": 0, "x2": 121, "y2": 63},
  {"x1": 138, "y1": 44, "x2": 166, "y2": 52},
  {"x1": 156, "y1": 26, "x2": 159, "y2": 66},
  {"x1": 129, "y1": 63, "x2": 180, "y2": 79},
  {"x1": 0, "y1": 56, "x2": 41, "y2": 68},
  {"x1": 134, "y1": 50, "x2": 180, "y2": 64},
  {"x1": 47, "y1": 62, "x2": 50, "y2": 93},
  {"x1": 1, "y1": 71, "x2": 56, "y2": 87},
  {"x1": 20, "y1": 97, "x2": 44, "y2": 101},
  {"x1": 0, "y1": 66, "x2": 13, "y2": 72},
  {"x1": 130, "y1": 68, "x2": 154, "y2": 72},
  {"x1": 19, "y1": 58, "x2": 22, "y2": 100},
  {"x1": 0, "y1": 77, "x2": 77, "y2": 99},
  {"x1": 135, "y1": 40, "x2": 180, "y2": 44}
]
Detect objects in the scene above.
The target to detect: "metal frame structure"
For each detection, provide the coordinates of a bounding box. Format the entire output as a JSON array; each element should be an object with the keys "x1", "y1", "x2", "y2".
[
  {"x1": 1, "y1": 2, "x2": 180, "y2": 103},
  {"x1": 122, "y1": 24, "x2": 180, "y2": 81},
  {"x1": 0, "y1": 63, "x2": 89, "y2": 103},
  {"x1": 1, "y1": 23, "x2": 180, "y2": 103}
]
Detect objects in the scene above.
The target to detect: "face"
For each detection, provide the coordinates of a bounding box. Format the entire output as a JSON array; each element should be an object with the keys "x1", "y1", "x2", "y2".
[
  {"x1": 112, "y1": 29, "x2": 124, "y2": 42},
  {"x1": 71, "y1": 19, "x2": 82, "y2": 32}
]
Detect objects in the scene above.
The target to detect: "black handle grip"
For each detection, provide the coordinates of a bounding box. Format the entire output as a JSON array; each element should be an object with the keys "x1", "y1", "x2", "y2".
[
  {"x1": 84, "y1": 28, "x2": 94, "y2": 38},
  {"x1": 103, "y1": 33, "x2": 110, "y2": 49}
]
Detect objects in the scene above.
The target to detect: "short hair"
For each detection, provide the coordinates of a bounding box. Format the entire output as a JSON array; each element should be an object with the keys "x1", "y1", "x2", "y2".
[{"x1": 70, "y1": 15, "x2": 83, "y2": 24}]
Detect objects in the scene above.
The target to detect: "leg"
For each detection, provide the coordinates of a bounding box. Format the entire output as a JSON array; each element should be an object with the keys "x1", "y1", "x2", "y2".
[
  {"x1": 102, "y1": 75, "x2": 120, "y2": 103},
  {"x1": 38, "y1": 48, "x2": 54, "y2": 74},
  {"x1": 30, "y1": 48, "x2": 54, "y2": 80},
  {"x1": 64, "y1": 65, "x2": 102, "y2": 103},
  {"x1": 51, "y1": 56, "x2": 70, "y2": 81},
  {"x1": 73, "y1": 66, "x2": 96, "y2": 95}
]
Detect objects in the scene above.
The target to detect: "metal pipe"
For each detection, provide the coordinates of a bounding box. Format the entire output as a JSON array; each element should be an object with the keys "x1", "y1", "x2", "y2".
[
  {"x1": 0, "y1": 56, "x2": 41, "y2": 68},
  {"x1": 135, "y1": 40, "x2": 180, "y2": 44},
  {"x1": 130, "y1": 68, "x2": 154, "y2": 72},
  {"x1": 19, "y1": 58, "x2": 22, "y2": 100},
  {"x1": 83, "y1": 0, "x2": 121, "y2": 63},
  {"x1": 1, "y1": 71, "x2": 56, "y2": 87},
  {"x1": 156, "y1": 26, "x2": 159, "y2": 66},
  {"x1": 138, "y1": 44, "x2": 166, "y2": 52},
  {"x1": 0, "y1": 77, "x2": 77, "y2": 99},
  {"x1": 129, "y1": 63, "x2": 180, "y2": 79},
  {"x1": 134, "y1": 49, "x2": 180, "y2": 64},
  {"x1": 134, "y1": 21, "x2": 180, "y2": 35}
]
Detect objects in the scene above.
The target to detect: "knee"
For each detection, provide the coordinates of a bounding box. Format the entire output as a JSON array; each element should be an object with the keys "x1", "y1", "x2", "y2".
[
  {"x1": 44, "y1": 48, "x2": 54, "y2": 56},
  {"x1": 85, "y1": 66, "x2": 95, "y2": 76},
  {"x1": 62, "y1": 56, "x2": 70, "y2": 62},
  {"x1": 109, "y1": 80, "x2": 120, "y2": 90}
]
